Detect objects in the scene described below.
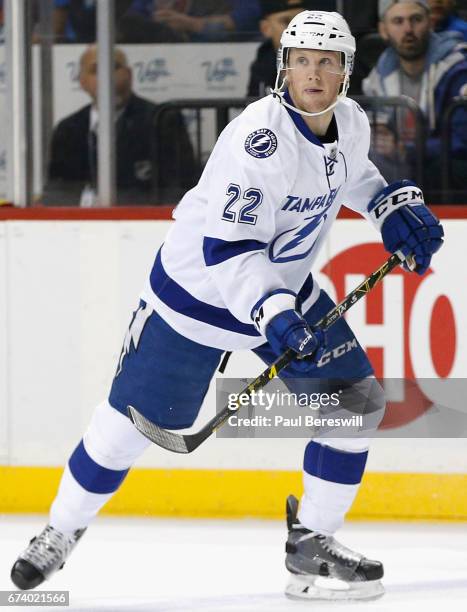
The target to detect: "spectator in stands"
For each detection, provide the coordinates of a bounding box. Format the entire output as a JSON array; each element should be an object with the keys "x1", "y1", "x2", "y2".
[
  {"x1": 368, "y1": 112, "x2": 408, "y2": 182},
  {"x1": 343, "y1": 0, "x2": 379, "y2": 35},
  {"x1": 363, "y1": 0, "x2": 467, "y2": 195},
  {"x1": 51, "y1": 0, "x2": 180, "y2": 43},
  {"x1": 53, "y1": 0, "x2": 121, "y2": 42},
  {"x1": 349, "y1": 33, "x2": 388, "y2": 94},
  {"x1": 44, "y1": 45, "x2": 196, "y2": 206},
  {"x1": 344, "y1": 0, "x2": 386, "y2": 95},
  {"x1": 128, "y1": 0, "x2": 261, "y2": 43},
  {"x1": 429, "y1": 0, "x2": 467, "y2": 40},
  {"x1": 247, "y1": 0, "x2": 318, "y2": 97}
]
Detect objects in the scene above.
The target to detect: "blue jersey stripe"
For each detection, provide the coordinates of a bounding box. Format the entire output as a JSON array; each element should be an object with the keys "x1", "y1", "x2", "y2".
[
  {"x1": 203, "y1": 237, "x2": 267, "y2": 267},
  {"x1": 150, "y1": 249, "x2": 261, "y2": 337},
  {"x1": 149, "y1": 250, "x2": 316, "y2": 338}
]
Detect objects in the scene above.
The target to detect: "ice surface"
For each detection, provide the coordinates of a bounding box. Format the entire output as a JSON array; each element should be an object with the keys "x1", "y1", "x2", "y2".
[{"x1": 1, "y1": 515, "x2": 467, "y2": 611}]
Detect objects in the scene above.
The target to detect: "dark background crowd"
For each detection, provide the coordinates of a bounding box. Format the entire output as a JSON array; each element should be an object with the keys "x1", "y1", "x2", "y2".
[{"x1": 1, "y1": 0, "x2": 466, "y2": 206}]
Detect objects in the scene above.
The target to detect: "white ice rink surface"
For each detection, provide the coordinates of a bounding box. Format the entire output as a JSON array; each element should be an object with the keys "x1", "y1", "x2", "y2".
[{"x1": 1, "y1": 515, "x2": 467, "y2": 612}]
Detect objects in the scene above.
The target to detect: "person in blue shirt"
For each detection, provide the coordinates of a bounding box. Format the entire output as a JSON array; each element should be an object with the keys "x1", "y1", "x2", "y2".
[
  {"x1": 429, "y1": 0, "x2": 467, "y2": 41},
  {"x1": 363, "y1": 0, "x2": 467, "y2": 198},
  {"x1": 53, "y1": 0, "x2": 126, "y2": 42},
  {"x1": 129, "y1": 0, "x2": 261, "y2": 42}
]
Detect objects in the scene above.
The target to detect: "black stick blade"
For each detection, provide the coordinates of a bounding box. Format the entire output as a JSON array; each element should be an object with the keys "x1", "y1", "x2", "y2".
[{"x1": 127, "y1": 406, "x2": 190, "y2": 454}]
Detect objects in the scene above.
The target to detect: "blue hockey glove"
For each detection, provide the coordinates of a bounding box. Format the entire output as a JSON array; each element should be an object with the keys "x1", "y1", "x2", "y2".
[
  {"x1": 251, "y1": 291, "x2": 326, "y2": 371},
  {"x1": 367, "y1": 180, "x2": 444, "y2": 275},
  {"x1": 266, "y1": 310, "x2": 326, "y2": 372}
]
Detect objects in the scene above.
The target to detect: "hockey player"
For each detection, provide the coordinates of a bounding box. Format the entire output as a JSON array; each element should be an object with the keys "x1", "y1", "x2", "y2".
[{"x1": 11, "y1": 11, "x2": 443, "y2": 601}]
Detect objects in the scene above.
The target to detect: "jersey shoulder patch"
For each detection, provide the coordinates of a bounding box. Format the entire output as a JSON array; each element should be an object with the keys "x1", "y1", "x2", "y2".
[
  {"x1": 222, "y1": 96, "x2": 298, "y2": 175},
  {"x1": 244, "y1": 128, "x2": 278, "y2": 159}
]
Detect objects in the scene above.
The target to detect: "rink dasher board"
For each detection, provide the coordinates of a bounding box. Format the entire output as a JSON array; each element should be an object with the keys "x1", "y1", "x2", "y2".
[{"x1": 0, "y1": 211, "x2": 465, "y2": 520}]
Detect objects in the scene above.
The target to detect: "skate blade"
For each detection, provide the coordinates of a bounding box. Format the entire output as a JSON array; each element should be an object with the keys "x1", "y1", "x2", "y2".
[{"x1": 285, "y1": 573, "x2": 385, "y2": 601}]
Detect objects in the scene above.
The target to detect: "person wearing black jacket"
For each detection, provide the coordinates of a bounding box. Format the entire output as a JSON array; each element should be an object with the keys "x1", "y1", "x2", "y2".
[
  {"x1": 247, "y1": 0, "x2": 333, "y2": 97},
  {"x1": 44, "y1": 46, "x2": 197, "y2": 206}
]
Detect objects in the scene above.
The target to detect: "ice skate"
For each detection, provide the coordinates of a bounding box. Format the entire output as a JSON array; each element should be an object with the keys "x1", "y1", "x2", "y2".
[
  {"x1": 285, "y1": 495, "x2": 384, "y2": 601},
  {"x1": 11, "y1": 524, "x2": 86, "y2": 590}
]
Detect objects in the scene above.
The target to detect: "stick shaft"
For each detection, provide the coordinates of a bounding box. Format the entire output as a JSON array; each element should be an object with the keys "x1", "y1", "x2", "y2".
[
  {"x1": 213, "y1": 252, "x2": 402, "y2": 430},
  {"x1": 129, "y1": 251, "x2": 404, "y2": 452}
]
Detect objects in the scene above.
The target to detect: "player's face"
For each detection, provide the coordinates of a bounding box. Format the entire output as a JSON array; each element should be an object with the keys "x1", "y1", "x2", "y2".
[
  {"x1": 379, "y1": 4, "x2": 431, "y2": 61},
  {"x1": 286, "y1": 49, "x2": 345, "y2": 115},
  {"x1": 260, "y1": 8, "x2": 304, "y2": 50},
  {"x1": 79, "y1": 48, "x2": 133, "y2": 108}
]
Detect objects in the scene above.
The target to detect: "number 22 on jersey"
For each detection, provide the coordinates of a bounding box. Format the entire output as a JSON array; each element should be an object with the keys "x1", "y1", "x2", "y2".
[{"x1": 222, "y1": 183, "x2": 263, "y2": 226}]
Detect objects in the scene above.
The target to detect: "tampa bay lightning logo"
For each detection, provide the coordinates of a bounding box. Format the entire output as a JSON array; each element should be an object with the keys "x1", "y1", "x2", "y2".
[
  {"x1": 270, "y1": 211, "x2": 328, "y2": 263},
  {"x1": 245, "y1": 129, "x2": 278, "y2": 159}
]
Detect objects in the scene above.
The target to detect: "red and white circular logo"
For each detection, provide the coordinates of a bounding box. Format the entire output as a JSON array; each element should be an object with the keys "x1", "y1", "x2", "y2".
[{"x1": 321, "y1": 243, "x2": 457, "y2": 429}]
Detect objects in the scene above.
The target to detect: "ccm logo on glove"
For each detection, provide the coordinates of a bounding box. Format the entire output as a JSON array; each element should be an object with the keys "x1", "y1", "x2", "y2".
[
  {"x1": 299, "y1": 332, "x2": 314, "y2": 352},
  {"x1": 368, "y1": 180, "x2": 444, "y2": 276},
  {"x1": 265, "y1": 309, "x2": 326, "y2": 372},
  {"x1": 368, "y1": 180, "x2": 425, "y2": 228}
]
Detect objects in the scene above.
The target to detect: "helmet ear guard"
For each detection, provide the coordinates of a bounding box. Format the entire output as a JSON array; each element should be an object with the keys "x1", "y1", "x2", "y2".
[{"x1": 272, "y1": 11, "x2": 356, "y2": 118}]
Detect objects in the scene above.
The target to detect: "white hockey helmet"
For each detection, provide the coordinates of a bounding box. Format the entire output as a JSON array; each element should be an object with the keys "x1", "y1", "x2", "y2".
[{"x1": 273, "y1": 11, "x2": 356, "y2": 117}]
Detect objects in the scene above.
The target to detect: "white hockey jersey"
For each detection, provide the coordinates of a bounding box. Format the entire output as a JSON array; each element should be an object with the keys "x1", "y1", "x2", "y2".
[{"x1": 141, "y1": 93, "x2": 386, "y2": 351}]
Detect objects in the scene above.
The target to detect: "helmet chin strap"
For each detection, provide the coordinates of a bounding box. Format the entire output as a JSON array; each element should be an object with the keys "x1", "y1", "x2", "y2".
[{"x1": 275, "y1": 91, "x2": 341, "y2": 118}]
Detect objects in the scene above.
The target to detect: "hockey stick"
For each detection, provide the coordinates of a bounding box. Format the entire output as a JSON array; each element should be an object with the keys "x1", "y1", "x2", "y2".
[{"x1": 128, "y1": 250, "x2": 410, "y2": 454}]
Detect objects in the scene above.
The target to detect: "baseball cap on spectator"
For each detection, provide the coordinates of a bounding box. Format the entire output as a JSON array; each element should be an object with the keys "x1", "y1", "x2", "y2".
[
  {"x1": 260, "y1": 0, "x2": 314, "y2": 19},
  {"x1": 379, "y1": 0, "x2": 430, "y2": 19}
]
